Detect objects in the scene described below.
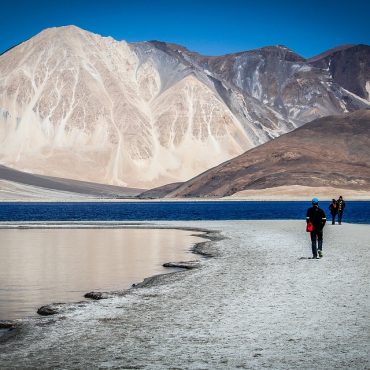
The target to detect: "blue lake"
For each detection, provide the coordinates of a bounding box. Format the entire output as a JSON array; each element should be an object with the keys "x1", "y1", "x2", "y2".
[
  {"x1": 0, "y1": 200, "x2": 369, "y2": 320},
  {"x1": 0, "y1": 201, "x2": 369, "y2": 224}
]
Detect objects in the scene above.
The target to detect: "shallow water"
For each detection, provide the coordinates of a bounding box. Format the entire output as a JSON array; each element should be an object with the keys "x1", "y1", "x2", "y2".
[{"x1": 0, "y1": 228, "x2": 203, "y2": 320}]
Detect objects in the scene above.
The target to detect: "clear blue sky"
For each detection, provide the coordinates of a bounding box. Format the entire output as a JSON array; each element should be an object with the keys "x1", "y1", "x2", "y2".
[{"x1": 1, "y1": 0, "x2": 369, "y2": 57}]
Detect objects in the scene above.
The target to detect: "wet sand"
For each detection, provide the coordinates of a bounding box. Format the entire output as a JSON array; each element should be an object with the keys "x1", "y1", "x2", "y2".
[{"x1": 0, "y1": 221, "x2": 369, "y2": 369}]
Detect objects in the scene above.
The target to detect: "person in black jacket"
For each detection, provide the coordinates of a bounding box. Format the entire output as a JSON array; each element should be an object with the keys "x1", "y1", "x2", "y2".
[
  {"x1": 337, "y1": 196, "x2": 346, "y2": 225},
  {"x1": 306, "y1": 198, "x2": 326, "y2": 258},
  {"x1": 329, "y1": 198, "x2": 338, "y2": 225}
]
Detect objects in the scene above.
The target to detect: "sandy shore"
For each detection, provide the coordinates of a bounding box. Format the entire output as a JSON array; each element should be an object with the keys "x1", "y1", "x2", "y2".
[
  {"x1": 226, "y1": 185, "x2": 370, "y2": 201},
  {"x1": 0, "y1": 221, "x2": 369, "y2": 369},
  {"x1": 2, "y1": 183, "x2": 370, "y2": 202}
]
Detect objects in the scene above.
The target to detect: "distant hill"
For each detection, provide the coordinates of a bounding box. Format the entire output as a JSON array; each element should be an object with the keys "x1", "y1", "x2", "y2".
[
  {"x1": 160, "y1": 110, "x2": 370, "y2": 197},
  {"x1": 0, "y1": 165, "x2": 142, "y2": 199}
]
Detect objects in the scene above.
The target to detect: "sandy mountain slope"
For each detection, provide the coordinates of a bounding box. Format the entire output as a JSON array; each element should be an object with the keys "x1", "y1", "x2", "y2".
[
  {"x1": 0, "y1": 165, "x2": 142, "y2": 199},
  {"x1": 163, "y1": 110, "x2": 370, "y2": 197},
  {"x1": 0, "y1": 26, "x2": 368, "y2": 188},
  {"x1": 0, "y1": 26, "x2": 252, "y2": 188}
]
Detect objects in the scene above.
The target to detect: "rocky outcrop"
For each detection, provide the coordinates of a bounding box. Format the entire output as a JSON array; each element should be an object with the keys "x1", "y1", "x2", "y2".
[{"x1": 308, "y1": 44, "x2": 370, "y2": 101}]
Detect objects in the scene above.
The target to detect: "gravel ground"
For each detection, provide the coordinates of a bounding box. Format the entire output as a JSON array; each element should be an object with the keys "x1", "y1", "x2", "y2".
[{"x1": 0, "y1": 220, "x2": 369, "y2": 369}]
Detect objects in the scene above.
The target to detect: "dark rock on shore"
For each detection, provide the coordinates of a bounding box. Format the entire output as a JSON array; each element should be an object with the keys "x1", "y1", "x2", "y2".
[
  {"x1": 37, "y1": 301, "x2": 90, "y2": 316},
  {"x1": 37, "y1": 303, "x2": 66, "y2": 316},
  {"x1": 0, "y1": 321, "x2": 16, "y2": 329},
  {"x1": 163, "y1": 261, "x2": 200, "y2": 269},
  {"x1": 84, "y1": 291, "x2": 109, "y2": 300}
]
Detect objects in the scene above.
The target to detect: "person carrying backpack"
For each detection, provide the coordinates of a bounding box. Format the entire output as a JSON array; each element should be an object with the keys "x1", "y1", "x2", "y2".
[{"x1": 306, "y1": 198, "x2": 327, "y2": 258}]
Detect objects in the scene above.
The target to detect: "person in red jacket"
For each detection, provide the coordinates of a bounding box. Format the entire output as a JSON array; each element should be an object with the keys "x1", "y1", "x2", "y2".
[{"x1": 306, "y1": 198, "x2": 327, "y2": 259}]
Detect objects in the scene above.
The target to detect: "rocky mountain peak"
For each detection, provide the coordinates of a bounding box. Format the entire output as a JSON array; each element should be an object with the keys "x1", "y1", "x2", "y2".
[
  {"x1": 0, "y1": 26, "x2": 369, "y2": 188},
  {"x1": 307, "y1": 44, "x2": 356, "y2": 62},
  {"x1": 308, "y1": 44, "x2": 370, "y2": 101}
]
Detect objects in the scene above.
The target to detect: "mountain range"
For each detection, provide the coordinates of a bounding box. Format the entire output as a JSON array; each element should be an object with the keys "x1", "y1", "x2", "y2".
[
  {"x1": 1, "y1": 25, "x2": 369, "y2": 194},
  {"x1": 146, "y1": 109, "x2": 370, "y2": 198}
]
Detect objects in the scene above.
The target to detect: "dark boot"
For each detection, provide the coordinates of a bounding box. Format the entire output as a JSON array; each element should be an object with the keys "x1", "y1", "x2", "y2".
[
  {"x1": 318, "y1": 240, "x2": 323, "y2": 257},
  {"x1": 311, "y1": 240, "x2": 317, "y2": 258}
]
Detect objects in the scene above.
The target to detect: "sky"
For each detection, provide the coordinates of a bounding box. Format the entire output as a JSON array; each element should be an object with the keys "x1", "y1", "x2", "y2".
[{"x1": 1, "y1": 0, "x2": 369, "y2": 58}]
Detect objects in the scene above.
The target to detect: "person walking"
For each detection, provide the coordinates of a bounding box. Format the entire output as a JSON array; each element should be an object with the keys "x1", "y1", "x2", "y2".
[
  {"x1": 306, "y1": 198, "x2": 327, "y2": 258},
  {"x1": 329, "y1": 198, "x2": 338, "y2": 225},
  {"x1": 337, "y1": 196, "x2": 346, "y2": 225}
]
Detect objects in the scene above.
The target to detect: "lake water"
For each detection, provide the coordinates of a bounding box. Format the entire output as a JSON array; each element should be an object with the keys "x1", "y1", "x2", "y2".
[
  {"x1": 0, "y1": 201, "x2": 369, "y2": 223},
  {"x1": 0, "y1": 228, "x2": 203, "y2": 320},
  {"x1": 1, "y1": 200, "x2": 369, "y2": 321}
]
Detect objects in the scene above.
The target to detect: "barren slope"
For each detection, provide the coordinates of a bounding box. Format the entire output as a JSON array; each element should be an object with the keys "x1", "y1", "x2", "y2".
[
  {"x1": 165, "y1": 110, "x2": 370, "y2": 197},
  {"x1": 0, "y1": 26, "x2": 252, "y2": 188},
  {"x1": 308, "y1": 44, "x2": 370, "y2": 101},
  {"x1": 0, "y1": 165, "x2": 142, "y2": 199}
]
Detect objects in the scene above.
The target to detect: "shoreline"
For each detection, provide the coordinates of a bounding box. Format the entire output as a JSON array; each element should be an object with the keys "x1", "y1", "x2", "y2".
[
  {"x1": 1, "y1": 197, "x2": 370, "y2": 202},
  {"x1": 2, "y1": 185, "x2": 370, "y2": 202},
  {"x1": 1, "y1": 220, "x2": 369, "y2": 369},
  {"x1": 0, "y1": 223, "x2": 222, "y2": 335}
]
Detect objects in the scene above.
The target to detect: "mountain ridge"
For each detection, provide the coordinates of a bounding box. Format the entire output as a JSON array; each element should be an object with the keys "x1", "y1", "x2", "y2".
[{"x1": 0, "y1": 25, "x2": 369, "y2": 189}]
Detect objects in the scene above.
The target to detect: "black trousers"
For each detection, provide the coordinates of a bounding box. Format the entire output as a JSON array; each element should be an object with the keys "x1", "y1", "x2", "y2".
[
  {"x1": 338, "y1": 211, "x2": 344, "y2": 224},
  {"x1": 331, "y1": 212, "x2": 337, "y2": 224},
  {"x1": 310, "y1": 230, "x2": 323, "y2": 257}
]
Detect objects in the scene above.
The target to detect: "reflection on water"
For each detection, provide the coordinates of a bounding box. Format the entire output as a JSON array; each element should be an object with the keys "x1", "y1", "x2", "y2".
[{"x1": 0, "y1": 228, "x2": 203, "y2": 320}]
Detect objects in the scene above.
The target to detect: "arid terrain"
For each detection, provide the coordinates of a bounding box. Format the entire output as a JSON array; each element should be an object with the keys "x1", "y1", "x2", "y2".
[{"x1": 161, "y1": 110, "x2": 370, "y2": 197}]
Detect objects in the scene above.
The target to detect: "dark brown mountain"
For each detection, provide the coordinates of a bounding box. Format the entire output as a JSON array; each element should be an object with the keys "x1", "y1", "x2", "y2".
[
  {"x1": 160, "y1": 110, "x2": 370, "y2": 198},
  {"x1": 308, "y1": 44, "x2": 370, "y2": 101},
  {"x1": 138, "y1": 182, "x2": 183, "y2": 199}
]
